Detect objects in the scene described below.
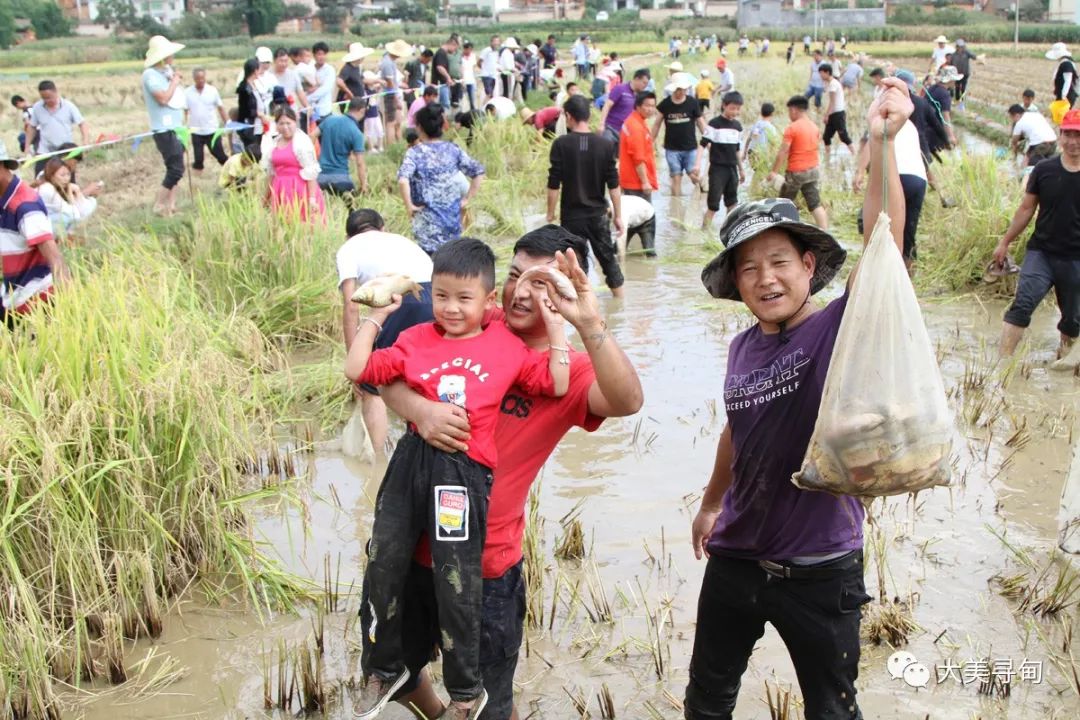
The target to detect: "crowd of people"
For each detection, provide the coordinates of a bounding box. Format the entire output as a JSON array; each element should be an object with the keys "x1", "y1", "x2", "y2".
[{"x1": 2, "y1": 28, "x2": 1079, "y2": 720}]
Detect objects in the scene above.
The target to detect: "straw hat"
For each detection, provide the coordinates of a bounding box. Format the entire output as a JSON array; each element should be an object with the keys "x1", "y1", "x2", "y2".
[
  {"x1": 144, "y1": 35, "x2": 185, "y2": 68},
  {"x1": 385, "y1": 39, "x2": 413, "y2": 58},
  {"x1": 343, "y1": 42, "x2": 375, "y2": 63},
  {"x1": 934, "y1": 35, "x2": 948, "y2": 44},
  {"x1": 0, "y1": 139, "x2": 20, "y2": 170},
  {"x1": 503, "y1": 37, "x2": 521, "y2": 50},
  {"x1": 255, "y1": 46, "x2": 273, "y2": 63},
  {"x1": 519, "y1": 107, "x2": 536, "y2": 124},
  {"x1": 1046, "y1": 42, "x2": 1072, "y2": 60},
  {"x1": 699, "y1": 68, "x2": 710, "y2": 78},
  {"x1": 666, "y1": 60, "x2": 684, "y2": 72}
]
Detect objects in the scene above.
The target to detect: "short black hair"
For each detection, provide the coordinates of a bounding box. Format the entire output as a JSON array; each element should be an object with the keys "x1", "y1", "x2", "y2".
[
  {"x1": 566, "y1": 82, "x2": 577, "y2": 91},
  {"x1": 56, "y1": 141, "x2": 81, "y2": 161},
  {"x1": 633, "y1": 68, "x2": 651, "y2": 81},
  {"x1": 563, "y1": 94, "x2": 590, "y2": 122},
  {"x1": 813, "y1": 49, "x2": 822, "y2": 56},
  {"x1": 869, "y1": 67, "x2": 885, "y2": 79},
  {"x1": 760, "y1": 102, "x2": 775, "y2": 117},
  {"x1": 274, "y1": 47, "x2": 288, "y2": 59},
  {"x1": 346, "y1": 209, "x2": 385, "y2": 236},
  {"x1": 312, "y1": 41, "x2": 330, "y2": 54},
  {"x1": 422, "y1": 84, "x2": 438, "y2": 98},
  {"x1": 432, "y1": 237, "x2": 496, "y2": 292},
  {"x1": 38, "y1": 80, "x2": 56, "y2": 93},
  {"x1": 548, "y1": 34, "x2": 556, "y2": 41},
  {"x1": 1007, "y1": 103, "x2": 1026, "y2": 116},
  {"x1": 634, "y1": 90, "x2": 656, "y2": 108},
  {"x1": 404, "y1": 128, "x2": 419, "y2": 145},
  {"x1": 415, "y1": 104, "x2": 445, "y2": 138},
  {"x1": 288, "y1": 46, "x2": 303, "y2": 58},
  {"x1": 721, "y1": 91, "x2": 743, "y2": 107},
  {"x1": 1022, "y1": 88, "x2": 1035, "y2": 98},
  {"x1": 347, "y1": 97, "x2": 367, "y2": 113},
  {"x1": 787, "y1": 95, "x2": 810, "y2": 110},
  {"x1": 421, "y1": 49, "x2": 434, "y2": 59},
  {"x1": 513, "y1": 225, "x2": 590, "y2": 274},
  {"x1": 463, "y1": 41, "x2": 473, "y2": 50},
  {"x1": 818, "y1": 63, "x2": 833, "y2": 76},
  {"x1": 10, "y1": 95, "x2": 25, "y2": 106}
]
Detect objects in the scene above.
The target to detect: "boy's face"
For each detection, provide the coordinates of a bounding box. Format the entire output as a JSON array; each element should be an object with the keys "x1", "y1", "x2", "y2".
[
  {"x1": 722, "y1": 102, "x2": 742, "y2": 120},
  {"x1": 1022, "y1": 96, "x2": 1033, "y2": 107},
  {"x1": 432, "y1": 274, "x2": 496, "y2": 337}
]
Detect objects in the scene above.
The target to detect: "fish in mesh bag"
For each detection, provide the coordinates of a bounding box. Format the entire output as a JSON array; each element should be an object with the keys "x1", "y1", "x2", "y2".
[{"x1": 793, "y1": 212, "x2": 954, "y2": 497}]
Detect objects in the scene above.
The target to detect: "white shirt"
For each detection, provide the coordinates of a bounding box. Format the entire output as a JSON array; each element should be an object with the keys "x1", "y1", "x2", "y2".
[
  {"x1": 499, "y1": 48, "x2": 516, "y2": 75},
  {"x1": 484, "y1": 96, "x2": 516, "y2": 120},
  {"x1": 479, "y1": 46, "x2": 499, "y2": 78},
  {"x1": 462, "y1": 53, "x2": 477, "y2": 84},
  {"x1": 184, "y1": 85, "x2": 222, "y2": 135},
  {"x1": 826, "y1": 77, "x2": 845, "y2": 113},
  {"x1": 931, "y1": 46, "x2": 952, "y2": 71},
  {"x1": 894, "y1": 121, "x2": 927, "y2": 180},
  {"x1": 621, "y1": 194, "x2": 655, "y2": 230},
  {"x1": 1012, "y1": 111, "x2": 1057, "y2": 150},
  {"x1": 717, "y1": 68, "x2": 735, "y2": 92},
  {"x1": 335, "y1": 231, "x2": 434, "y2": 287}
]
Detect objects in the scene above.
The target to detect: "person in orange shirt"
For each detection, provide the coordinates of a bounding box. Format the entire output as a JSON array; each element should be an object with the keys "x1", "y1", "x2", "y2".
[
  {"x1": 766, "y1": 95, "x2": 828, "y2": 229},
  {"x1": 619, "y1": 91, "x2": 659, "y2": 201}
]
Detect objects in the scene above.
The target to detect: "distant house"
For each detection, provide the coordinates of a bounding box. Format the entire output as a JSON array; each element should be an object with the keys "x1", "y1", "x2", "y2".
[{"x1": 1049, "y1": 0, "x2": 1080, "y2": 24}]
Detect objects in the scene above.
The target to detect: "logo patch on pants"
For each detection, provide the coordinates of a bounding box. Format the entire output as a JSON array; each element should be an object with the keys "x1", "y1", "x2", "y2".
[{"x1": 434, "y1": 486, "x2": 469, "y2": 542}]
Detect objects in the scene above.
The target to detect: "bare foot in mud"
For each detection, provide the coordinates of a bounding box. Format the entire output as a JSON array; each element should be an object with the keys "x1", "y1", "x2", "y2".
[{"x1": 1050, "y1": 341, "x2": 1080, "y2": 372}]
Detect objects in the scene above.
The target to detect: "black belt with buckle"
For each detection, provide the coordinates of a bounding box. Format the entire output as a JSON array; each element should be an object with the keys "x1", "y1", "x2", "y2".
[{"x1": 757, "y1": 550, "x2": 861, "y2": 580}]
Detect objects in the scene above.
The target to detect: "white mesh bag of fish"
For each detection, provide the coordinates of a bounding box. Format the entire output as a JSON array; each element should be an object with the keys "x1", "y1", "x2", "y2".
[{"x1": 793, "y1": 212, "x2": 953, "y2": 497}]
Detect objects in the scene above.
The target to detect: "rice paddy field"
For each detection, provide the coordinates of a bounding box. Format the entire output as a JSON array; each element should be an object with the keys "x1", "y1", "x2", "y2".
[{"x1": 1, "y1": 34, "x2": 1078, "y2": 720}]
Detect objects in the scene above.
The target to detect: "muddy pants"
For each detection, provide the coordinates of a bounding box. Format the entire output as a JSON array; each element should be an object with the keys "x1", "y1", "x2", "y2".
[
  {"x1": 627, "y1": 215, "x2": 657, "y2": 256},
  {"x1": 1004, "y1": 250, "x2": 1080, "y2": 338},
  {"x1": 684, "y1": 551, "x2": 869, "y2": 720},
  {"x1": 363, "y1": 431, "x2": 493, "y2": 702},
  {"x1": 562, "y1": 212, "x2": 625, "y2": 290}
]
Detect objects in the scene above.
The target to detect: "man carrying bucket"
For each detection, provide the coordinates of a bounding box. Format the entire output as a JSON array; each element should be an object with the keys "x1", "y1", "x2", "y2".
[{"x1": 683, "y1": 78, "x2": 912, "y2": 720}]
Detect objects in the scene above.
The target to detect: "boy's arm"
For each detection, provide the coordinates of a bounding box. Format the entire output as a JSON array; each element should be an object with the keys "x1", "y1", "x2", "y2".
[
  {"x1": 343, "y1": 297, "x2": 404, "y2": 383},
  {"x1": 767, "y1": 142, "x2": 790, "y2": 179}
]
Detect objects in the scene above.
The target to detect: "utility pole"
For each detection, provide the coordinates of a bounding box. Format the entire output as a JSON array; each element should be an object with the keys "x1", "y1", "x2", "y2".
[
  {"x1": 1013, "y1": 2, "x2": 1020, "y2": 53},
  {"x1": 814, "y1": 0, "x2": 820, "y2": 43}
]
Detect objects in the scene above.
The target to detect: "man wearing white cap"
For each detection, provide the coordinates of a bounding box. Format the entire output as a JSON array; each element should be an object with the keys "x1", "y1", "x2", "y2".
[
  {"x1": 929, "y1": 35, "x2": 952, "y2": 73},
  {"x1": 142, "y1": 35, "x2": 187, "y2": 216},
  {"x1": 1047, "y1": 43, "x2": 1077, "y2": 107},
  {"x1": 654, "y1": 72, "x2": 705, "y2": 197}
]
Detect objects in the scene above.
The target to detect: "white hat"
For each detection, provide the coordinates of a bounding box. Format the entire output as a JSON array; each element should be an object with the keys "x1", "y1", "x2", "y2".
[
  {"x1": 255, "y1": 46, "x2": 273, "y2": 63},
  {"x1": 666, "y1": 60, "x2": 684, "y2": 71},
  {"x1": 503, "y1": 37, "x2": 521, "y2": 50},
  {"x1": 667, "y1": 72, "x2": 695, "y2": 91},
  {"x1": 934, "y1": 35, "x2": 948, "y2": 44},
  {"x1": 526, "y1": 44, "x2": 538, "y2": 55},
  {"x1": 1046, "y1": 42, "x2": 1072, "y2": 60},
  {"x1": 343, "y1": 42, "x2": 375, "y2": 63},
  {"x1": 699, "y1": 69, "x2": 710, "y2": 77},
  {"x1": 144, "y1": 35, "x2": 185, "y2": 68},
  {"x1": 385, "y1": 39, "x2": 413, "y2": 58},
  {"x1": 0, "y1": 139, "x2": 20, "y2": 170}
]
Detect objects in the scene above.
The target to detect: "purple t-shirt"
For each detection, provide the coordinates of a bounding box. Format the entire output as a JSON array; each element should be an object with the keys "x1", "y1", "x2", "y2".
[
  {"x1": 707, "y1": 292, "x2": 865, "y2": 561},
  {"x1": 604, "y1": 83, "x2": 636, "y2": 133}
]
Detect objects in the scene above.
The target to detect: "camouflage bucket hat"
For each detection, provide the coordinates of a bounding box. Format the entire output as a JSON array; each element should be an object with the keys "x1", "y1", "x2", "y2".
[{"x1": 701, "y1": 198, "x2": 847, "y2": 302}]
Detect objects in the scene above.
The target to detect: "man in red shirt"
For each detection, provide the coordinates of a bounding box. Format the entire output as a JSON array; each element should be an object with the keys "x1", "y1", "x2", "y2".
[
  {"x1": 0, "y1": 140, "x2": 69, "y2": 328},
  {"x1": 520, "y1": 106, "x2": 561, "y2": 136},
  {"x1": 618, "y1": 91, "x2": 659, "y2": 202},
  {"x1": 377, "y1": 225, "x2": 644, "y2": 720}
]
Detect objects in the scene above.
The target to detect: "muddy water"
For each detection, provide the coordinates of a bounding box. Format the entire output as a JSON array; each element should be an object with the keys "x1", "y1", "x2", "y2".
[{"x1": 73, "y1": 171, "x2": 1078, "y2": 719}]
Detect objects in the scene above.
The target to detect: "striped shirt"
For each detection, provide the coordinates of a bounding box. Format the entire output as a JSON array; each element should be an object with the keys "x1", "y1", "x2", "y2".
[{"x1": 1, "y1": 176, "x2": 55, "y2": 313}]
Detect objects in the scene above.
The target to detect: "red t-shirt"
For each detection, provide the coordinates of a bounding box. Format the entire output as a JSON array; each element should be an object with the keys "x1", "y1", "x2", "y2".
[
  {"x1": 416, "y1": 350, "x2": 604, "y2": 577},
  {"x1": 618, "y1": 110, "x2": 658, "y2": 191},
  {"x1": 532, "y1": 106, "x2": 562, "y2": 130},
  {"x1": 359, "y1": 321, "x2": 555, "y2": 469}
]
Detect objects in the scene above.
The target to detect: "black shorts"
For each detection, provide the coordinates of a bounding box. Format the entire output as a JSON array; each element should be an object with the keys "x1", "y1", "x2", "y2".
[
  {"x1": 699, "y1": 99, "x2": 710, "y2": 112},
  {"x1": 359, "y1": 282, "x2": 433, "y2": 395},
  {"x1": 823, "y1": 110, "x2": 852, "y2": 146},
  {"x1": 370, "y1": 560, "x2": 526, "y2": 719},
  {"x1": 707, "y1": 165, "x2": 739, "y2": 211}
]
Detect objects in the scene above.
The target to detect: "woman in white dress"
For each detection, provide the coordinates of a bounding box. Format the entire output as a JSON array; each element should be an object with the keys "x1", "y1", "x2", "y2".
[{"x1": 38, "y1": 158, "x2": 96, "y2": 236}]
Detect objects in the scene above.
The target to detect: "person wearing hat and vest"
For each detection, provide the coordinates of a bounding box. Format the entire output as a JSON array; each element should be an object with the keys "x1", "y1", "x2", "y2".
[
  {"x1": 0, "y1": 140, "x2": 70, "y2": 329},
  {"x1": 1047, "y1": 43, "x2": 1078, "y2": 108},
  {"x1": 930, "y1": 35, "x2": 952, "y2": 73},
  {"x1": 142, "y1": 35, "x2": 187, "y2": 217},
  {"x1": 994, "y1": 109, "x2": 1080, "y2": 361},
  {"x1": 684, "y1": 77, "x2": 912, "y2": 720}
]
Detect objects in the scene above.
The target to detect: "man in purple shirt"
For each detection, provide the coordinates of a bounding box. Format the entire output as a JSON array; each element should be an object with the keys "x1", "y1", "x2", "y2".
[
  {"x1": 600, "y1": 68, "x2": 650, "y2": 151},
  {"x1": 684, "y1": 78, "x2": 914, "y2": 720}
]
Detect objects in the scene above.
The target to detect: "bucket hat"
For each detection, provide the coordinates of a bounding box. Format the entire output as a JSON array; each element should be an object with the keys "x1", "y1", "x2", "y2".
[
  {"x1": 0, "y1": 140, "x2": 20, "y2": 170},
  {"x1": 702, "y1": 199, "x2": 847, "y2": 301},
  {"x1": 666, "y1": 60, "x2": 684, "y2": 72},
  {"x1": 385, "y1": 39, "x2": 413, "y2": 58},
  {"x1": 503, "y1": 37, "x2": 521, "y2": 50},
  {"x1": 144, "y1": 35, "x2": 185, "y2": 68},
  {"x1": 934, "y1": 35, "x2": 948, "y2": 44},
  {"x1": 665, "y1": 72, "x2": 696, "y2": 93},
  {"x1": 1046, "y1": 42, "x2": 1072, "y2": 60},
  {"x1": 343, "y1": 42, "x2": 375, "y2": 63},
  {"x1": 519, "y1": 107, "x2": 536, "y2": 124}
]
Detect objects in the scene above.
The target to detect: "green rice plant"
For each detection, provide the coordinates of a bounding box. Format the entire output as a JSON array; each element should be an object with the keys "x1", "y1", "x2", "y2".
[
  {"x1": 0, "y1": 259, "x2": 306, "y2": 717},
  {"x1": 916, "y1": 152, "x2": 1027, "y2": 293}
]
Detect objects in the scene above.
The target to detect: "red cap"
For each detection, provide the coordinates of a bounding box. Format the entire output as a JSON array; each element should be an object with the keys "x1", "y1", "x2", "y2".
[
  {"x1": 1062, "y1": 109, "x2": 1080, "y2": 131},
  {"x1": 716, "y1": 58, "x2": 727, "y2": 70}
]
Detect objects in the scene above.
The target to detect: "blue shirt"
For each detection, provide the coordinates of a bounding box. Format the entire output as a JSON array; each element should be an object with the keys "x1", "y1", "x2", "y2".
[
  {"x1": 317, "y1": 114, "x2": 366, "y2": 178},
  {"x1": 142, "y1": 67, "x2": 183, "y2": 132}
]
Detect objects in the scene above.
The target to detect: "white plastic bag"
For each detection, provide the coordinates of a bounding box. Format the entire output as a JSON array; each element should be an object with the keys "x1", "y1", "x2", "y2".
[
  {"x1": 793, "y1": 212, "x2": 953, "y2": 497},
  {"x1": 342, "y1": 403, "x2": 375, "y2": 464},
  {"x1": 1060, "y1": 432, "x2": 1080, "y2": 554}
]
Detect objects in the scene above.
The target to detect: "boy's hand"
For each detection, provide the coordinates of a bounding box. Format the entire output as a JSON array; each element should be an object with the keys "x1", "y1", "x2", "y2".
[{"x1": 369, "y1": 294, "x2": 403, "y2": 323}]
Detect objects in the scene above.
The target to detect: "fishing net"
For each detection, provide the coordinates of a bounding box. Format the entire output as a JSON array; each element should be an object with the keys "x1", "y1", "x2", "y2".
[{"x1": 793, "y1": 212, "x2": 953, "y2": 497}]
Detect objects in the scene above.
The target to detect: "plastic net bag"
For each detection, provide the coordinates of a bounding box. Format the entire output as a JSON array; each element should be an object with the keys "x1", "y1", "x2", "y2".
[{"x1": 793, "y1": 212, "x2": 953, "y2": 497}]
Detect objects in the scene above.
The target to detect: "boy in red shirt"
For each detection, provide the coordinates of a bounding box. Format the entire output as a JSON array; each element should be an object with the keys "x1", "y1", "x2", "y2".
[{"x1": 345, "y1": 237, "x2": 569, "y2": 720}]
